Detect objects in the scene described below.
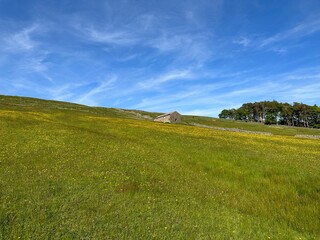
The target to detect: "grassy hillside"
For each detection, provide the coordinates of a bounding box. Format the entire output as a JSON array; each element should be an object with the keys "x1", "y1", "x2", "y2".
[
  {"x1": 0, "y1": 95, "x2": 161, "y2": 120},
  {"x1": 0, "y1": 95, "x2": 320, "y2": 239},
  {"x1": 183, "y1": 115, "x2": 320, "y2": 136},
  {"x1": 3, "y1": 95, "x2": 319, "y2": 136}
]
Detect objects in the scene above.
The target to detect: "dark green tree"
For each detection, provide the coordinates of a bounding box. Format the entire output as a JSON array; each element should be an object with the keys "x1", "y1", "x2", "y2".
[{"x1": 219, "y1": 101, "x2": 319, "y2": 129}]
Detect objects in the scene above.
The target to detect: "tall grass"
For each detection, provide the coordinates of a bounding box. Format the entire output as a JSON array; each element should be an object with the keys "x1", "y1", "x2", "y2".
[{"x1": 0, "y1": 96, "x2": 319, "y2": 239}]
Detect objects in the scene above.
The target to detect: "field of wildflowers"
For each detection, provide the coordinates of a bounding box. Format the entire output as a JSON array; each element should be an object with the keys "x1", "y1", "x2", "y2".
[{"x1": 0, "y1": 96, "x2": 319, "y2": 239}]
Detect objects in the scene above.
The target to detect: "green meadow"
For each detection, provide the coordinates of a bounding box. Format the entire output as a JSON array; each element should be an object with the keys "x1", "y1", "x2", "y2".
[
  {"x1": 0, "y1": 95, "x2": 319, "y2": 239},
  {"x1": 182, "y1": 115, "x2": 320, "y2": 136}
]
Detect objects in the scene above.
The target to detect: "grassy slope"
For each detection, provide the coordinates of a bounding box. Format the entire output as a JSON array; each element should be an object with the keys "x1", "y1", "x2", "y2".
[
  {"x1": 183, "y1": 115, "x2": 320, "y2": 136},
  {"x1": 0, "y1": 95, "x2": 320, "y2": 239},
  {"x1": 0, "y1": 95, "x2": 161, "y2": 120},
  {"x1": 3, "y1": 94, "x2": 319, "y2": 136}
]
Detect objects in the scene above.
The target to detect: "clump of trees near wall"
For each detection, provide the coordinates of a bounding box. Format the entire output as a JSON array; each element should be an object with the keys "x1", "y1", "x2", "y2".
[{"x1": 219, "y1": 101, "x2": 320, "y2": 128}]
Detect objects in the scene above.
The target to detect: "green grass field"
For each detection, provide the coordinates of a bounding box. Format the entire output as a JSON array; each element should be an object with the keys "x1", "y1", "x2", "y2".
[
  {"x1": 0, "y1": 95, "x2": 320, "y2": 239},
  {"x1": 182, "y1": 115, "x2": 320, "y2": 136}
]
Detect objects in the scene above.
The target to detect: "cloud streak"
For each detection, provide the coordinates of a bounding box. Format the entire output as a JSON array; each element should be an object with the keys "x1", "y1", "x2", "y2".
[
  {"x1": 4, "y1": 24, "x2": 40, "y2": 52},
  {"x1": 260, "y1": 17, "x2": 320, "y2": 47},
  {"x1": 83, "y1": 27, "x2": 138, "y2": 46},
  {"x1": 74, "y1": 76, "x2": 117, "y2": 106},
  {"x1": 138, "y1": 70, "x2": 193, "y2": 89}
]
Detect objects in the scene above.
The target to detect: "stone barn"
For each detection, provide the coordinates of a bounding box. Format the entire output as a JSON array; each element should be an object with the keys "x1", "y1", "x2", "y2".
[{"x1": 154, "y1": 111, "x2": 181, "y2": 123}]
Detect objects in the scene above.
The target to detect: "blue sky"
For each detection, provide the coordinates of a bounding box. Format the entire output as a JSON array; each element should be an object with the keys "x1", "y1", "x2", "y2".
[{"x1": 1, "y1": 0, "x2": 320, "y2": 116}]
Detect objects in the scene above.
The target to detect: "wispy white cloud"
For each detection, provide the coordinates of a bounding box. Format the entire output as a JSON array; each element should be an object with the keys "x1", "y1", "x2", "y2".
[
  {"x1": 0, "y1": 23, "x2": 55, "y2": 83},
  {"x1": 233, "y1": 36, "x2": 251, "y2": 47},
  {"x1": 183, "y1": 108, "x2": 222, "y2": 117},
  {"x1": 85, "y1": 27, "x2": 138, "y2": 46},
  {"x1": 284, "y1": 82, "x2": 320, "y2": 101},
  {"x1": 15, "y1": 55, "x2": 48, "y2": 73},
  {"x1": 74, "y1": 76, "x2": 117, "y2": 106},
  {"x1": 260, "y1": 17, "x2": 320, "y2": 47},
  {"x1": 134, "y1": 90, "x2": 199, "y2": 110},
  {"x1": 138, "y1": 70, "x2": 193, "y2": 89},
  {"x1": 4, "y1": 24, "x2": 40, "y2": 51},
  {"x1": 135, "y1": 14, "x2": 157, "y2": 31},
  {"x1": 116, "y1": 54, "x2": 140, "y2": 62},
  {"x1": 46, "y1": 82, "x2": 83, "y2": 100},
  {"x1": 133, "y1": 76, "x2": 250, "y2": 111},
  {"x1": 233, "y1": 17, "x2": 320, "y2": 54},
  {"x1": 130, "y1": 66, "x2": 320, "y2": 115},
  {"x1": 70, "y1": 11, "x2": 214, "y2": 66},
  {"x1": 149, "y1": 32, "x2": 212, "y2": 64}
]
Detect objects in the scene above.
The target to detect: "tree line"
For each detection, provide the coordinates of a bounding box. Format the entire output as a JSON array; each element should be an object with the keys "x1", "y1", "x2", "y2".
[{"x1": 219, "y1": 101, "x2": 320, "y2": 128}]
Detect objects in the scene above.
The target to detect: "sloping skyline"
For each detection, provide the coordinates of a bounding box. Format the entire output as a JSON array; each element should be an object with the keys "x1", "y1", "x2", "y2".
[{"x1": 1, "y1": 0, "x2": 320, "y2": 116}]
